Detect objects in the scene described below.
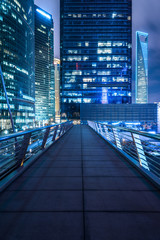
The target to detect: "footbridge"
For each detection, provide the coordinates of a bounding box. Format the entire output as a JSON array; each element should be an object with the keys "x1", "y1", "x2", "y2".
[{"x1": 0, "y1": 122, "x2": 160, "y2": 240}]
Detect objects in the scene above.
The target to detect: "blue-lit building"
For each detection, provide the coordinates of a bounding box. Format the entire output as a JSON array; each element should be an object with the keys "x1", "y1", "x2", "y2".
[
  {"x1": 54, "y1": 58, "x2": 61, "y2": 123},
  {"x1": 34, "y1": 6, "x2": 54, "y2": 124},
  {"x1": 60, "y1": 0, "x2": 132, "y2": 119},
  {"x1": 0, "y1": 0, "x2": 35, "y2": 130},
  {"x1": 136, "y1": 31, "x2": 148, "y2": 104},
  {"x1": 80, "y1": 103, "x2": 160, "y2": 133}
]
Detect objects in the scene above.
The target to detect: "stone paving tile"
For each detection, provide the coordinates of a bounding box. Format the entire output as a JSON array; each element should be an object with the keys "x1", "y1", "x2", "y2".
[
  {"x1": 0, "y1": 190, "x2": 82, "y2": 212},
  {"x1": 84, "y1": 176, "x2": 156, "y2": 191},
  {"x1": 83, "y1": 160, "x2": 131, "y2": 168},
  {"x1": 7, "y1": 176, "x2": 82, "y2": 191},
  {"x1": 83, "y1": 155, "x2": 127, "y2": 161},
  {"x1": 0, "y1": 212, "x2": 83, "y2": 240},
  {"x1": 50, "y1": 155, "x2": 81, "y2": 161},
  {"x1": 23, "y1": 167, "x2": 82, "y2": 177},
  {"x1": 83, "y1": 167, "x2": 139, "y2": 177},
  {"x1": 32, "y1": 160, "x2": 81, "y2": 168},
  {"x1": 85, "y1": 212, "x2": 160, "y2": 240},
  {"x1": 84, "y1": 190, "x2": 160, "y2": 211}
]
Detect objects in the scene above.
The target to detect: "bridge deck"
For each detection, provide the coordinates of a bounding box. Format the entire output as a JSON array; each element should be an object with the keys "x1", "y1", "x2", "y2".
[{"x1": 0, "y1": 125, "x2": 160, "y2": 240}]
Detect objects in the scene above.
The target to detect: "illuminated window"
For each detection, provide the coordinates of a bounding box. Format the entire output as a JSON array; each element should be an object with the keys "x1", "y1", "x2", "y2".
[
  {"x1": 18, "y1": 18, "x2": 22, "y2": 25},
  {"x1": 112, "y1": 12, "x2": 117, "y2": 19},
  {"x1": 83, "y1": 98, "x2": 91, "y2": 103},
  {"x1": 98, "y1": 56, "x2": 111, "y2": 61},
  {"x1": 98, "y1": 41, "x2": 112, "y2": 47},
  {"x1": 83, "y1": 78, "x2": 93, "y2": 82},
  {"x1": 83, "y1": 56, "x2": 89, "y2": 61},
  {"x1": 67, "y1": 56, "x2": 81, "y2": 61},
  {"x1": 97, "y1": 48, "x2": 112, "y2": 54},
  {"x1": 92, "y1": 63, "x2": 97, "y2": 67},
  {"x1": 85, "y1": 42, "x2": 89, "y2": 47},
  {"x1": 68, "y1": 50, "x2": 78, "y2": 54},
  {"x1": 98, "y1": 71, "x2": 110, "y2": 75},
  {"x1": 12, "y1": 13, "x2": 16, "y2": 19}
]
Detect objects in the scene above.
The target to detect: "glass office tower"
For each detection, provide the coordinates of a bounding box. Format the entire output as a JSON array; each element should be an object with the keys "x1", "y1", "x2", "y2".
[
  {"x1": 34, "y1": 5, "x2": 54, "y2": 125},
  {"x1": 0, "y1": 0, "x2": 35, "y2": 130},
  {"x1": 136, "y1": 31, "x2": 148, "y2": 104},
  {"x1": 54, "y1": 58, "x2": 61, "y2": 123},
  {"x1": 60, "y1": 0, "x2": 132, "y2": 119}
]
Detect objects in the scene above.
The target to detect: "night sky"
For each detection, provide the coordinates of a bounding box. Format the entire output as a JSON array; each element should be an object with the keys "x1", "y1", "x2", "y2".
[{"x1": 35, "y1": 0, "x2": 160, "y2": 103}]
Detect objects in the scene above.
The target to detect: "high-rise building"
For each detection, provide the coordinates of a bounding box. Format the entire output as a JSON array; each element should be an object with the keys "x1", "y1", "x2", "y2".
[
  {"x1": 60, "y1": 0, "x2": 132, "y2": 119},
  {"x1": 0, "y1": 0, "x2": 35, "y2": 130},
  {"x1": 34, "y1": 5, "x2": 54, "y2": 124},
  {"x1": 54, "y1": 58, "x2": 60, "y2": 123},
  {"x1": 136, "y1": 31, "x2": 148, "y2": 104}
]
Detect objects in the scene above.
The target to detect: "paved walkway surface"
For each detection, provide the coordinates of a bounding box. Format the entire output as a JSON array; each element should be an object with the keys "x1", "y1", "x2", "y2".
[{"x1": 0, "y1": 125, "x2": 160, "y2": 240}]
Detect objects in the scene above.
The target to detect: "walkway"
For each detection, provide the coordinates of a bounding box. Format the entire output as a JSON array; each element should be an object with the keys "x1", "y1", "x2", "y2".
[{"x1": 0, "y1": 125, "x2": 160, "y2": 240}]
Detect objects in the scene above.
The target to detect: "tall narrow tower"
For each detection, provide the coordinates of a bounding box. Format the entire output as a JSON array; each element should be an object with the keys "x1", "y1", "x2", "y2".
[
  {"x1": 54, "y1": 58, "x2": 60, "y2": 123},
  {"x1": 136, "y1": 31, "x2": 148, "y2": 104},
  {"x1": 34, "y1": 5, "x2": 54, "y2": 124}
]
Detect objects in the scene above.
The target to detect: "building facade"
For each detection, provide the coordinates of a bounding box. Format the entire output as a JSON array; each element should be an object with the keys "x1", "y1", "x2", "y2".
[
  {"x1": 136, "y1": 31, "x2": 148, "y2": 104},
  {"x1": 80, "y1": 103, "x2": 160, "y2": 133},
  {"x1": 34, "y1": 5, "x2": 54, "y2": 124},
  {"x1": 0, "y1": 0, "x2": 35, "y2": 130},
  {"x1": 54, "y1": 58, "x2": 60, "y2": 123},
  {"x1": 60, "y1": 0, "x2": 132, "y2": 119}
]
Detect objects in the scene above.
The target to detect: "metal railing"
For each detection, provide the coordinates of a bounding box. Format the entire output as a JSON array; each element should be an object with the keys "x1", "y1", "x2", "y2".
[
  {"x1": 0, "y1": 121, "x2": 73, "y2": 180},
  {"x1": 88, "y1": 121, "x2": 160, "y2": 184}
]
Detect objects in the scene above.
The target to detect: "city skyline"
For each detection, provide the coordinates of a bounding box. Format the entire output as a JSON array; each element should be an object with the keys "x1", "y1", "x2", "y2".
[
  {"x1": 35, "y1": 0, "x2": 160, "y2": 103},
  {"x1": 1, "y1": 2, "x2": 160, "y2": 238}
]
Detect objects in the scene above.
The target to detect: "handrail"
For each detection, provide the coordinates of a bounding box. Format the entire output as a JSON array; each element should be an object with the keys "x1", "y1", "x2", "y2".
[
  {"x1": 0, "y1": 122, "x2": 71, "y2": 141},
  {"x1": 97, "y1": 122, "x2": 160, "y2": 141},
  {"x1": 0, "y1": 121, "x2": 73, "y2": 181},
  {"x1": 88, "y1": 121, "x2": 160, "y2": 187}
]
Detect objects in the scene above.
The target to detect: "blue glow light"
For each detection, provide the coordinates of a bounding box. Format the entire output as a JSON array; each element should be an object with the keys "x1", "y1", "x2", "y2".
[
  {"x1": 112, "y1": 122, "x2": 121, "y2": 125},
  {"x1": 126, "y1": 122, "x2": 141, "y2": 125},
  {"x1": 36, "y1": 9, "x2": 51, "y2": 20}
]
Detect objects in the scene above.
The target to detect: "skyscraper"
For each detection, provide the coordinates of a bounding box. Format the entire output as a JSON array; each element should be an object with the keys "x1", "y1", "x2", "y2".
[
  {"x1": 54, "y1": 58, "x2": 60, "y2": 123},
  {"x1": 0, "y1": 0, "x2": 35, "y2": 130},
  {"x1": 136, "y1": 31, "x2": 148, "y2": 104},
  {"x1": 60, "y1": 0, "x2": 132, "y2": 119},
  {"x1": 34, "y1": 5, "x2": 54, "y2": 124}
]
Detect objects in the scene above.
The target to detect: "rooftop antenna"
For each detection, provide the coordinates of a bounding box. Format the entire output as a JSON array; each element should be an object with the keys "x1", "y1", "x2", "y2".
[{"x1": 0, "y1": 65, "x2": 15, "y2": 133}]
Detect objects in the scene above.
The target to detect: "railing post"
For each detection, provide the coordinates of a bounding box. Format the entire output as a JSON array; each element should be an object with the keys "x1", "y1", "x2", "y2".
[
  {"x1": 98, "y1": 124, "x2": 103, "y2": 135},
  {"x1": 62, "y1": 125, "x2": 66, "y2": 135},
  {"x1": 95, "y1": 123, "x2": 100, "y2": 133},
  {"x1": 52, "y1": 125, "x2": 58, "y2": 141},
  {"x1": 41, "y1": 127, "x2": 50, "y2": 149},
  {"x1": 58, "y1": 125, "x2": 64, "y2": 137},
  {"x1": 16, "y1": 132, "x2": 31, "y2": 167},
  {"x1": 104, "y1": 125, "x2": 111, "y2": 141},
  {"x1": 131, "y1": 133, "x2": 149, "y2": 170},
  {"x1": 112, "y1": 128, "x2": 122, "y2": 150}
]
